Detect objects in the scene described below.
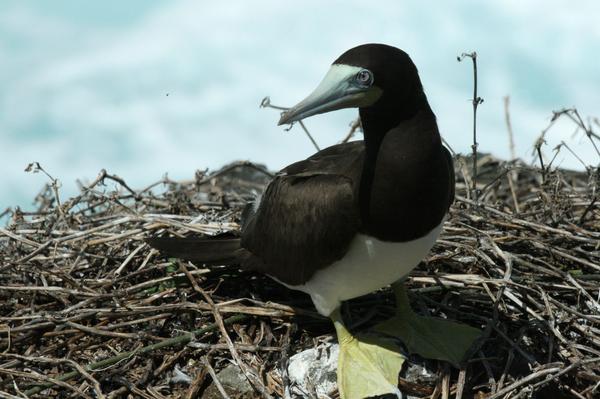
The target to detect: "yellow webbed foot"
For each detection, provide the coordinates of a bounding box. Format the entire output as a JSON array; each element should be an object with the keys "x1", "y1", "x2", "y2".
[
  {"x1": 331, "y1": 308, "x2": 405, "y2": 399},
  {"x1": 374, "y1": 283, "x2": 481, "y2": 367}
]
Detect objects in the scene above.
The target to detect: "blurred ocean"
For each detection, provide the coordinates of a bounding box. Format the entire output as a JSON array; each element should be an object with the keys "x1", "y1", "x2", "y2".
[{"x1": 2, "y1": 0, "x2": 599, "y2": 210}]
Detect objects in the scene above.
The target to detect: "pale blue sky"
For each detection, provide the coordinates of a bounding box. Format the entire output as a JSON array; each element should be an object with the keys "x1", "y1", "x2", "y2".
[{"x1": 2, "y1": 0, "x2": 599, "y2": 209}]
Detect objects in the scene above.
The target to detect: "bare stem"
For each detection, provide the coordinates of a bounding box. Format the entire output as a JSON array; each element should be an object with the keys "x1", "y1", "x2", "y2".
[
  {"x1": 260, "y1": 96, "x2": 320, "y2": 151},
  {"x1": 503, "y1": 96, "x2": 516, "y2": 161},
  {"x1": 340, "y1": 117, "x2": 362, "y2": 144},
  {"x1": 298, "y1": 121, "x2": 321, "y2": 151},
  {"x1": 458, "y1": 52, "x2": 484, "y2": 201},
  {"x1": 22, "y1": 314, "x2": 247, "y2": 396}
]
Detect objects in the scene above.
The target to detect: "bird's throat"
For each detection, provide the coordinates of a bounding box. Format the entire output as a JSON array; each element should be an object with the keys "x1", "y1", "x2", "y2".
[{"x1": 357, "y1": 101, "x2": 440, "y2": 240}]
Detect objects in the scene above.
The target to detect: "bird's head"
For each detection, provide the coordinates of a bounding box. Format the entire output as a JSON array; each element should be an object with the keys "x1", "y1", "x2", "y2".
[{"x1": 278, "y1": 43, "x2": 424, "y2": 126}]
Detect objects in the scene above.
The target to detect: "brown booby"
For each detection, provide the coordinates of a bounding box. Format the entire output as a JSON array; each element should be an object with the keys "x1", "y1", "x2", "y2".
[{"x1": 148, "y1": 44, "x2": 479, "y2": 398}]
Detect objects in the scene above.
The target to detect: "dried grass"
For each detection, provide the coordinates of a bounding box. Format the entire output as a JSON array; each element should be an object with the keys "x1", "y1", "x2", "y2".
[{"x1": 1, "y1": 141, "x2": 599, "y2": 398}]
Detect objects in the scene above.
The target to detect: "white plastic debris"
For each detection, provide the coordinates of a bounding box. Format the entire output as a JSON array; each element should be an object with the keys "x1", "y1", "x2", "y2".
[{"x1": 288, "y1": 343, "x2": 339, "y2": 398}]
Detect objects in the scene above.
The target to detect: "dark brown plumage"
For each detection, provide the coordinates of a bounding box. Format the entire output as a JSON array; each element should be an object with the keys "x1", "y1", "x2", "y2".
[{"x1": 148, "y1": 43, "x2": 454, "y2": 290}]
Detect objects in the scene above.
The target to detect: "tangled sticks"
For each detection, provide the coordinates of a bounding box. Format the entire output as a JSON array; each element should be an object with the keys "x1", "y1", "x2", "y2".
[{"x1": 0, "y1": 154, "x2": 599, "y2": 398}]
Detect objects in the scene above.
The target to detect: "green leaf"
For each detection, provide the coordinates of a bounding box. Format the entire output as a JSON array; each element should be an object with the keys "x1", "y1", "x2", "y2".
[
  {"x1": 144, "y1": 286, "x2": 159, "y2": 295},
  {"x1": 166, "y1": 258, "x2": 179, "y2": 274}
]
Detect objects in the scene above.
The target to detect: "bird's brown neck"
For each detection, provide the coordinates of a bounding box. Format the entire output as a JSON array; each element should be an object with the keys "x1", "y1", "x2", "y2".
[
  {"x1": 358, "y1": 97, "x2": 444, "y2": 241},
  {"x1": 359, "y1": 88, "x2": 433, "y2": 164}
]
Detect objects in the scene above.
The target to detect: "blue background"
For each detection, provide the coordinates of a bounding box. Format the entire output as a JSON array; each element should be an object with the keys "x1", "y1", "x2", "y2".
[{"x1": 2, "y1": 0, "x2": 599, "y2": 210}]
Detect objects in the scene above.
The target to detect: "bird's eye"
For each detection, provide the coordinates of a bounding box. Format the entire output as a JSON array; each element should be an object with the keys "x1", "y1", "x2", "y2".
[{"x1": 355, "y1": 69, "x2": 373, "y2": 86}]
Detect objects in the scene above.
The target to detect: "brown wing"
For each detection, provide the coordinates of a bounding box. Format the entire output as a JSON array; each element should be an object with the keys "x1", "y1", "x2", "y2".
[{"x1": 241, "y1": 141, "x2": 364, "y2": 285}]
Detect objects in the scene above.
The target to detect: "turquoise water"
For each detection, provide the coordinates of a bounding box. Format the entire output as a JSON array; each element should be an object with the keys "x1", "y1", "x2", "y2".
[{"x1": 2, "y1": 0, "x2": 599, "y2": 210}]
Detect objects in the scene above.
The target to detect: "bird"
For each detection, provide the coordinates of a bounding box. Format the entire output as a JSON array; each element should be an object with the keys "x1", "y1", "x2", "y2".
[{"x1": 148, "y1": 43, "x2": 479, "y2": 398}]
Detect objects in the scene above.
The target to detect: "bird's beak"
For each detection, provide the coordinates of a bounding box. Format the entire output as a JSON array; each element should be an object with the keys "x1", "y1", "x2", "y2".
[{"x1": 278, "y1": 64, "x2": 382, "y2": 125}]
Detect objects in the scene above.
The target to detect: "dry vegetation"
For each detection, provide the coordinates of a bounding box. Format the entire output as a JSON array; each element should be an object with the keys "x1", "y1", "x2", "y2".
[{"x1": 1, "y1": 108, "x2": 600, "y2": 398}]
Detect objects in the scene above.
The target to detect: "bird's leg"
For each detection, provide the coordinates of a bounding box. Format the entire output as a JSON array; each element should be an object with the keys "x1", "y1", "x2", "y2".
[
  {"x1": 330, "y1": 307, "x2": 404, "y2": 399},
  {"x1": 374, "y1": 282, "x2": 481, "y2": 367},
  {"x1": 330, "y1": 307, "x2": 353, "y2": 346}
]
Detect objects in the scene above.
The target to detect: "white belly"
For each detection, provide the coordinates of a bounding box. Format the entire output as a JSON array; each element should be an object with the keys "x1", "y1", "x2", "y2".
[{"x1": 277, "y1": 221, "x2": 444, "y2": 316}]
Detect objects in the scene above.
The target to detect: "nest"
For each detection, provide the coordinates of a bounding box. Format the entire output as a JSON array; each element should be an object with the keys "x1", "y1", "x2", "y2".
[{"x1": 0, "y1": 152, "x2": 599, "y2": 398}]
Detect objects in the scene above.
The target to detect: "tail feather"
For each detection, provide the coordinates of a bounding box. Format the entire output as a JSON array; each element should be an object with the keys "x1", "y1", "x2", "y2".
[{"x1": 146, "y1": 236, "x2": 242, "y2": 265}]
